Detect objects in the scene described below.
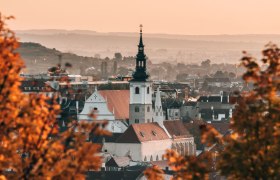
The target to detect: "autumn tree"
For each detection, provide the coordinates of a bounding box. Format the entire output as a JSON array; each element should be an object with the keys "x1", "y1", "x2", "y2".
[
  {"x1": 216, "y1": 44, "x2": 280, "y2": 179},
  {"x1": 0, "y1": 14, "x2": 108, "y2": 179},
  {"x1": 146, "y1": 44, "x2": 280, "y2": 179}
]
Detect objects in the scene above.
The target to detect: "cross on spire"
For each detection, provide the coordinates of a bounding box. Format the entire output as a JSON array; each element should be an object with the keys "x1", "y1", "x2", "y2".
[{"x1": 140, "y1": 24, "x2": 143, "y2": 33}]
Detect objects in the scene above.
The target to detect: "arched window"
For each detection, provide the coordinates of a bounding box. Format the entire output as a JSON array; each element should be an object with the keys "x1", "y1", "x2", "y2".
[
  {"x1": 150, "y1": 155, "x2": 153, "y2": 161},
  {"x1": 156, "y1": 155, "x2": 159, "y2": 161},
  {"x1": 147, "y1": 106, "x2": 150, "y2": 112},
  {"x1": 147, "y1": 87, "x2": 150, "y2": 94},
  {"x1": 135, "y1": 87, "x2": 140, "y2": 94},
  {"x1": 135, "y1": 106, "x2": 140, "y2": 112}
]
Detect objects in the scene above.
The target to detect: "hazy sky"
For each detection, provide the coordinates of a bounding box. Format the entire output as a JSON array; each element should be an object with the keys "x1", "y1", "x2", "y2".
[{"x1": 1, "y1": 0, "x2": 280, "y2": 35}]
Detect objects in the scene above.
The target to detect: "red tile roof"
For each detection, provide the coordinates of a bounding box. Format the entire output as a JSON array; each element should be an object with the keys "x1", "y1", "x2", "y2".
[
  {"x1": 116, "y1": 123, "x2": 169, "y2": 143},
  {"x1": 99, "y1": 90, "x2": 129, "y2": 120},
  {"x1": 163, "y1": 120, "x2": 192, "y2": 139}
]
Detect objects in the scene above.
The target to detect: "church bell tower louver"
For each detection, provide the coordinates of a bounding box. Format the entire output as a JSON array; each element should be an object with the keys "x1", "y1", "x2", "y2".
[{"x1": 129, "y1": 25, "x2": 153, "y2": 125}]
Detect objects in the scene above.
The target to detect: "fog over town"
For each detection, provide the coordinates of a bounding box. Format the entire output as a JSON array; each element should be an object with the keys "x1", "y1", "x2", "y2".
[{"x1": 17, "y1": 29, "x2": 280, "y2": 65}]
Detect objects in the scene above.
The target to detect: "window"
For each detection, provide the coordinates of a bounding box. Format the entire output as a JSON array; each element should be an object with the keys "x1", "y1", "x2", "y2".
[
  {"x1": 135, "y1": 87, "x2": 140, "y2": 94},
  {"x1": 140, "y1": 131, "x2": 144, "y2": 137},
  {"x1": 147, "y1": 106, "x2": 150, "y2": 112},
  {"x1": 135, "y1": 106, "x2": 140, "y2": 112},
  {"x1": 135, "y1": 119, "x2": 139, "y2": 123},
  {"x1": 94, "y1": 107, "x2": 98, "y2": 111},
  {"x1": 147, "y1": 87, "x2": 150, "y2": 94},
  {"x1": 152, "y1": 131, "x2": 157, "y2": 136}
]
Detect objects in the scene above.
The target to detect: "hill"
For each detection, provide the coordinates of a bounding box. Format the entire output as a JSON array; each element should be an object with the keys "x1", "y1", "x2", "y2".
[
  {"x1": 16, "y1": 30, "x2": 280, "y2": 64},
  {"x1": 17, "y1": 42, "x2": 100, "y2": 74}
]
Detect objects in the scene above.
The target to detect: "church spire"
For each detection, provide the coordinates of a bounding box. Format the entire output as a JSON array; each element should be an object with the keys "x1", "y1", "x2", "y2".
[
  {"x1": 139, "y1": 24, "x2": 144, "y2": 48},
  {"x1": 132, "y1": 24, "x2": 149, "y2": 82}
]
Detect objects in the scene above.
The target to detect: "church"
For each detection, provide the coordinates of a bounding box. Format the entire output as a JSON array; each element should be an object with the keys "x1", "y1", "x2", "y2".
[{"x1": 100, "y1": 25, "x2": 196, "y2": 162}]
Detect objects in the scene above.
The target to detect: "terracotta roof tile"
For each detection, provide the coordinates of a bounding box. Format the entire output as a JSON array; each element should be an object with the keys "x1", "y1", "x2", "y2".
[
  {"x1": 99, "y1": 90, "x2": 129, "y2": 120},
  {"x1": 163, "y1": 120, "x2": 192, "y2": 139},
  {"x1": 116, "y1": 123, "x2": 169, "y2": 143}
]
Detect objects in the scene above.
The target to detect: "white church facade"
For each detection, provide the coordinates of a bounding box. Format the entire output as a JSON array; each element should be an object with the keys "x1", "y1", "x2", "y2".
[{"x1": 77, "y1": 87, "x2": 128, "y2": 133}]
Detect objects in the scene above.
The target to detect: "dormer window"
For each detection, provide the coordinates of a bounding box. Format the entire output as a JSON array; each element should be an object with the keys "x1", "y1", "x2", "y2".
[
  {"x1": 140, "y1": 131, "x2": 145, "y2": 137},
  {"x1": 152, "y1": 131, "x2": 157, "y2": 136}
]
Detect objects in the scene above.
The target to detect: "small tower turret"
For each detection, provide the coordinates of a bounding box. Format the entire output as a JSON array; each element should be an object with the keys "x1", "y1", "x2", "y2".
[{"x1": 154, "y1": 87, "x2": 165, "y2": 124}]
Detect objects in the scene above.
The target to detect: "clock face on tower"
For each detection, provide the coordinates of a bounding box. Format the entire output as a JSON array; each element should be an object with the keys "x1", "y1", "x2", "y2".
[{"x1": 139, "y1": 47, "x2": 143, "y2": 50}]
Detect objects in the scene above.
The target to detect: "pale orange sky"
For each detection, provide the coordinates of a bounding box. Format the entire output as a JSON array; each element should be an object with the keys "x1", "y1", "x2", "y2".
[{"x1": 1, "y1": 0, "x2": 280, "y2": 35}]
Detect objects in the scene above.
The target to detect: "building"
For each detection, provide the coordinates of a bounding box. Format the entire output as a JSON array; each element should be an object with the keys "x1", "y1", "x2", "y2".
[
  {"x1": 103, "y1": 123, "x2": 171, "y2": 161},
  {"x1": 102, "y1": 25, "x2": 195, "y2": 162},
  {"x1": 204, "y1": 77, "x2": 231, "y2": 88},
  {"x1": 77, "y1": 87, "x2": 129, "y2": 133},
  {"x1": 197, "y1": 91, "x2": 236, "y2": 122}
]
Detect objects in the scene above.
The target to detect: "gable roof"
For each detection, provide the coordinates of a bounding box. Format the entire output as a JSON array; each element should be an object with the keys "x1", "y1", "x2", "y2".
[
  {"x1": 209, "y1": 123, "x2": 230, "y2": 135},
  {"x1": 99, "y1": 90, "x2": 129, "y2": 120},
  {"x1": 163, "y1": 120, "x2": 192, "y2": 139},
  {"x1": 105, "y1": 156, "x2": 130, "y2": 167},
  {"x1": 116, "y1": 123, "x2": 169, "y2": 143}
]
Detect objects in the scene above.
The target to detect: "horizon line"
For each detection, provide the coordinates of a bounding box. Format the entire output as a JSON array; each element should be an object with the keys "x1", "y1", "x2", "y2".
[{"x1": 14, "y1": 28, "x2": 280, "y2": 36}]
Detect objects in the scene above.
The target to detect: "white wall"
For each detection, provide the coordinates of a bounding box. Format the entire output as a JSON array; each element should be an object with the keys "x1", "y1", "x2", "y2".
[
  {"x1": 103, "y1": 139, "x2": 172, "y2": 162},
  {"x1": 130, "y1": 82, "x2": 152, "y2": 104},
  {"x1": 141, "y1": 139, "x2": 172, "y2": 161},
  {"x1": 103, "y1": 143, "x2": 142, "y2": 161}
]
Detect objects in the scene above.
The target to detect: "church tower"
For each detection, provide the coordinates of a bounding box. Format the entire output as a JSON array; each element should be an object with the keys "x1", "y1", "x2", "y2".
[{"x1": 129, "y1": 25, "x2": 153, "y2": 124}]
